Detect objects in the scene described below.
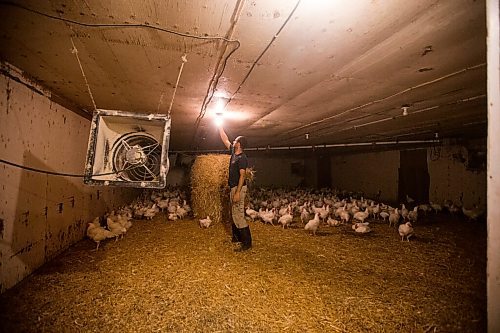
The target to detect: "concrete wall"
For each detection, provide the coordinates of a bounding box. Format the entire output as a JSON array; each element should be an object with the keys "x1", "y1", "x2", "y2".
[
  {"x1": 329, "y1": 144, "x2": 486, "y2": 207},
  {"x1": 0, "y1": 67, "x2": 138, "y2": 293},
  {"x1": 330, "y1": 150, "x2": 400, "y2": 202},
  {"x1": 428, "y1": 143, "x2": 486, "y2": 208},
  {"x1": 251, "y1": 156, "x2": 304, "y2": 188}
]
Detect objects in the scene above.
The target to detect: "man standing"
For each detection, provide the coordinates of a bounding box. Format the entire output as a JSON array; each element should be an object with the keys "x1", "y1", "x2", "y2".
[{"x1": 219, "y1": 126, "x2": 252, "y2": 252}]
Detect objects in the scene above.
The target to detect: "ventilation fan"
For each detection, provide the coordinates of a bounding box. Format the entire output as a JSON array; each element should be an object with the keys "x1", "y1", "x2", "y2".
[{"x1": 84, "y1": 109, "x2": 171, "y2": 188}]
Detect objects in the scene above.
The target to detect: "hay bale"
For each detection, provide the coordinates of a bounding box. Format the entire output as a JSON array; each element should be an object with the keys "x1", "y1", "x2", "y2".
[{"x1": 191, "y1": 154, "x2": 231, "y2": 226}]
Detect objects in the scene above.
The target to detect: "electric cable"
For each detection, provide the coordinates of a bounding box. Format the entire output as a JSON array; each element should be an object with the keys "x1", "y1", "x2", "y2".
[
  {"x1": 0, "y1": 158, "x2": 141, "y2": 178},
  {"x1": 192, "y1": 0, "x2": 300, "y2": 148},
  {"x1": 226, "y1": 0, "x2": 301, "y2": 107},
  {"x1": 1, "y1": 1, "x2": 242, "y2": 144},
  {"x1": 0, "y1": 1, "x2": 240, "y2": 45},
  {"x1": 191, "y1": 0, "x2": 246, "y2": 146}
]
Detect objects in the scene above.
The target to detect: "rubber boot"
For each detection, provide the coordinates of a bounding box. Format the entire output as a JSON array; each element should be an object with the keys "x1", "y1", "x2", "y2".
[
  {"x1": 234, "y1": 226, "x2": 252, "y2": 252},
  {"x1": 231, "y1": 223, "x2": 241, "y2": 243}
]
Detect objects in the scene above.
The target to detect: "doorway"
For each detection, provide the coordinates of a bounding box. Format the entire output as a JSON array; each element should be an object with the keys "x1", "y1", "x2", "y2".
[
  {"x1": 398, "y1": 149, "x2": 429, "y2": 205},
  {"x1": 317, "y1": 154, "x2": 332, "y2": 188}
]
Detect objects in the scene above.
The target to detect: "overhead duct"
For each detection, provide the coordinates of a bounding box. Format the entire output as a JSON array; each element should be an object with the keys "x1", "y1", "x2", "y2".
[{"x1": 84, "y1": 109, "x2": 171, "y2": 188}]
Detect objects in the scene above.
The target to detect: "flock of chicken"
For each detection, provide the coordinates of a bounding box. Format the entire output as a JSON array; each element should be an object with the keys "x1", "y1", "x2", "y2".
[
  {"x1": 86, "y1": 187, "x2": 192, "y2": 250},
  {"x1": 243, "y1": 188, "x2": 486, "y2": 241},
  {"x1": 86, "y1": 186, "x2": 485, "y2": 250}
]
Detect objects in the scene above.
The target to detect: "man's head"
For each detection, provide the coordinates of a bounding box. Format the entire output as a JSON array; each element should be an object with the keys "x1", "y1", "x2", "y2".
[{"x1": 233, "y1": 136, "x2": 248, "y2": 150}]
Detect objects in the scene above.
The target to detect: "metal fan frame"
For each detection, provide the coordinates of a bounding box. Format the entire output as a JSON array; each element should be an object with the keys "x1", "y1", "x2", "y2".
[
  {"x1": 112, "y1": 132, "x2": 162, "y2": 182},
  {"x1": 84, "y1": 109, "x2": 171, "y2": 188}
]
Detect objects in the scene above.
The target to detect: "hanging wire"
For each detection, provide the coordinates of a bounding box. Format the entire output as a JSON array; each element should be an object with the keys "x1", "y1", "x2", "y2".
[
  {"x1": 70, "y1": 37, "x2": 97, "y2": 111},
  {"x1": 191, "y1": 0, "x2": 300, "y2": 147},
  {"x1": 0, "y1": 158, "x2": 141, "y2": 178},
  {"x1": 227, "y1": 0, "x2": 301, "y2": 103},
  {"x1": 158, "y1": 54, "x2": 188, "y2": 116},
  {"x1": 2, "y1": 2, "x2": 240, "y2": 45}
]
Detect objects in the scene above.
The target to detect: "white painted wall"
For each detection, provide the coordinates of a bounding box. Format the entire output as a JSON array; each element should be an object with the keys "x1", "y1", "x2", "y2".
[
  {"x1": 487, "y1": 0, "x2": 500, "y2": 330},
  {"x1": 0, "y1": 67, "x2": 138, "y2": 293},
  {"x1": 330, "y1": 150, "x2": 400, "y2": 202}
]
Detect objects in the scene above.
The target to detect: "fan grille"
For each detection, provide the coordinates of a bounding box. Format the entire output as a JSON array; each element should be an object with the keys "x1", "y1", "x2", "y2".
[{"x1": 112, "y1": 133, "x2": 162, "y2": 182}]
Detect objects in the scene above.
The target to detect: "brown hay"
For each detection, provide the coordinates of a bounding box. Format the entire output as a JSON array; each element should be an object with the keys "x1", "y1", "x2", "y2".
[
  {"x1": 190, "y1": 154, "x2": 231, "y2": 227},
  {"x1": 0, "y1": 214, "x2": 486, "y2": 332}
]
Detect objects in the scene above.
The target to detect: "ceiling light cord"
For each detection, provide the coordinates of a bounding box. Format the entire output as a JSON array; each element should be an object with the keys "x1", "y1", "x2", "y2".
[
  {"x1": 192, "y1": 0, "x2": 246, "y2": 146},
  {"x1": 191, "y1": 0, "x2": 300, "y2": 148},
  {"x1": 193, "y1": 42, "x2": 240, "y2": 128},
  {"x1": 158, "y1": 54, "x2": 188, "y2": 116},
  {"x1": 70, "y1": 37, "x2": 97, "y2": 111},
  {"x1": 227, "y1": 0, "x2": 302, "y2": 104}
]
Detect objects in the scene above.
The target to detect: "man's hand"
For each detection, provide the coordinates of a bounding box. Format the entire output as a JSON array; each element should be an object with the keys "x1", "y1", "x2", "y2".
[{"x1": 233, "y1": 191, "x2": 241, "y2": 203}]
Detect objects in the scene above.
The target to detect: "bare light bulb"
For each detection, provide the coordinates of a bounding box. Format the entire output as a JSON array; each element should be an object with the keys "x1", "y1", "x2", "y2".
[{"x1": 214, "y1": 112, "x2": 224, "y2": 127}]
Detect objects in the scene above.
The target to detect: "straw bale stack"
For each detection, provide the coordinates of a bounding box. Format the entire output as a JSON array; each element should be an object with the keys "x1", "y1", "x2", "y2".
[{"x1": 191, "y1": 154, "x2": 231, "y2": 226}]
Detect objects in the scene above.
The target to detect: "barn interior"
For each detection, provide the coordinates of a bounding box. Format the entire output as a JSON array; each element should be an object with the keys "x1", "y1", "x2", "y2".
[{"x1": 0, "y1": 0, "x2": 498, "y2": 332}]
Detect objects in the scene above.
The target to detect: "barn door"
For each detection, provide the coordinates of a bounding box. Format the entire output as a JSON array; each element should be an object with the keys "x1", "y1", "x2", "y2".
[
  {"x1": 317, "y1": 154, "x2": 332, "y2": 188},
  {"x1": 398, "y1": 149, "x2": 429, "y2": 204}
]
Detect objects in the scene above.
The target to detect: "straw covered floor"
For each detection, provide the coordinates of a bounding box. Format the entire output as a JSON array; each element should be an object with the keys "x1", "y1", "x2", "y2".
[{"x1": 0, "y1": 214, "x2": 486, "y2": 333}]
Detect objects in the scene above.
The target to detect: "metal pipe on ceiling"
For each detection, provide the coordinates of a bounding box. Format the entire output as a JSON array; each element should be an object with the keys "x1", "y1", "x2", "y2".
[
  {"x1": 278, "y1": 63, "x2": 487, "y2": 141},
  {"x1": 280, "y1": 93, "x2": 487, "y2": 144},
  {"x1": 170, "y1": 139, "x2": 440, "y2": 154}
]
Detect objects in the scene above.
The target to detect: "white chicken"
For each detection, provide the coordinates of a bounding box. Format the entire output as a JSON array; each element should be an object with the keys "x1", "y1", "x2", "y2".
[
  {"x1": 408, "y1": 206, "x2": 418, "y2": 223},
  {"x1": 278, "y1": 212, "x2": 293, "y2": 229},
  {"x1": 143, "y1": 204, "x2": 159, "y2": 220},
  {"x1": 326, "y1": 217, "x2": 341, "y2": 227},
  {"x1": 406, "y1": 194, "x2": 415, "y2": 204},
  {"x1": 246, "y1": 207, "x2": 259, "y2": 222},
  {"x1": 389, "y1": 208, "x2": 400, "y2": 227},
  {"x1": 339, "y1": 206, "x2": 351, "y2": 224},
  {"x1": 300, "y1": 207, "x2": 310, "y2": 225},
  {"x1": 462, "y1": 206, "x2": 485, "y2": 221},
  {"x1": 279, "y1": 204, "x2": 291, "y2": 217},
  {"x1": 182, "y1": 200, "x2": 192, "y2": 214},
  {"x1": 259, "y1": 208, "x2": 276, "y2": 225},
  {"x1": 418, "y1": 204, "x2": 431, "y2": 216},
  {"x1": 379, "y1": 211, "x2": 390, "y2": 222},
  {"x1": 398, "y1": 222, "x2": 414, "y2": 241},
  {"x1": 199, "y1": 216, "x2": 212, "y2": 228},
  {"x1": 353, "y1": 208, "x2": 369, "y2": 223},
  {"x1": 319, "y1": 205, "x2": 330, "y2": 221},
  {"x1": 304, "y1": 213, "x2": 320, "y2": 236},
  {"x1": 106, "y1": 217, "x2": 127, "y2": 241},
  {"x1": 430, "y1": 202, "x2": 442, "y2": 214},
  {"x1": 157, "y1": 199, "x2": 170, "y2": 212},
  {"x1": 352, "y1": 222, "x2": 371, "y2": 233},
  {"x1": 370, "y1": 203, "x2": 381, "y2": 219},
  {"x1": 176, "y1": 206, "x2": 188, "y2": 219},
  {"x1": 400, "y1": 204, "x2": 409, "y2": 221},
  {"x1": 87, "y1": 218, "x2": 115, "y2": 250},
  {"x1": 167, "y1": 203, "x2": 178, "y2": 214}
]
